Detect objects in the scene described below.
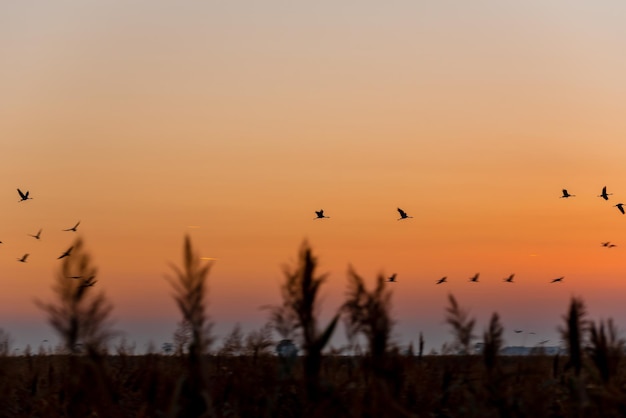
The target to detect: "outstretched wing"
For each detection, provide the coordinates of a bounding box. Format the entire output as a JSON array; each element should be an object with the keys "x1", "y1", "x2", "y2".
[
  {"x1": 17, "y1": 188, "x2": 26, "y2": 199},
  {"x1": 397, "y1": 208, "x2": 406, "y2": 217}
]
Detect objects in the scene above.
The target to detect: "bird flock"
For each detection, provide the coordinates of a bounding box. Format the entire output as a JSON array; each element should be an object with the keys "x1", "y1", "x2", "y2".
[
  {"x1": 10, "y1": 188, "x2": 81, "y2": 266},
  {"x1": 314, "y1": 186, "x2": 622, "y2": 286}
]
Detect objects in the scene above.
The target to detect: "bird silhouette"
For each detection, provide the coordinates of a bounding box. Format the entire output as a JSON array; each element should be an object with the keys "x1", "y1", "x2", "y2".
[
  {"x1": 551, "y1": 276, "x2": 564, "y2": 283},
  {"x1": 560, "y1": 189, "x2": 575, "y2": 198},
  {"x1": 387, "y1": 274, "x2": 397, "y2": 283},
  {"x1": 615, "y1": 203, "x2": 625, "y2": 214},
  {"x1": 436, "y1": 276, "x2": 447, "y2": 284},
  {"x1": 314, "y1": 210, "x2": 329, "y2": 219},
  {"x1": 598, "y1": 186, "x2": 613, "y2": 200},
  {"x1": 469, "y1": 273, "x2": 480, "y2": 283},
  {"x1": 514, "y1": 330, "x2": 523, "y2": 334},
  {"x1": 503, "y1": 274, "x2": 515, "y2": 283},
  {"x1": 17, "y1": 254, "x2": 29, "y2": 263},
  {"x1": 397, "y1": 208, "x2": 412, "y2": 220},
  {"x1": 57, "y1": 246, "x2": 73, "y2": 259},
  {"x1": 67, "y1": 276, "x2": 82, "y2": 279},
  {"x1": 17, "y1": 188, "x2": 32, "y2": 202},
  {"x1": 63, "y1": 221, "x2": 80, "y2": 232},
  {"x1": 80, "y1": 275, "x2": 97, "y2": 288},
  {"x1": 29, "y1": 229, "x2": 42, "y2": 240},
  {"x1": 601, "y1": 241, "x2": 611, "y2": 247},
  {"x1": 609, "y1": 243, "x2": 617, "y2": 248}
]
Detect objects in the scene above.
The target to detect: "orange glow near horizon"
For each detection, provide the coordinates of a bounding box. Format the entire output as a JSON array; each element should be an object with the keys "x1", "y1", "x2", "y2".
[{"x1": 3, "y1": 2, "x2": 626, "y2": 350}]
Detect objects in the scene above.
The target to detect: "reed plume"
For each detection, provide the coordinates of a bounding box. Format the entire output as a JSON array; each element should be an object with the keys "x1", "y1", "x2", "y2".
[
  {"x1": 267, "y1": 241, "x2": 339, "y2": 401},
  {"x1": 342, "y1": 267, "x2": 394, "y2": 368},
  {"x1": 36, "y1": 237, "x2": 114, "y2": 354},
  {"x1": 560, "y1": 297, "x2": 587, "y2": 377},
  {"x1": 587, "y1": 318, "x2": 624, "y2": 385},
  {"x1": 165, "y1": 235, "x2": 214, "y2": 417},
  {"x1": 445, "y1": 294, "x2": 475, "y2": 355}
]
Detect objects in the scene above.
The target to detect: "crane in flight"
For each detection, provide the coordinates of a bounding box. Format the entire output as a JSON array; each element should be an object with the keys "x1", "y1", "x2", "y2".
[
  {"x1": 314, "y1": 210, "x2": 329, "y2": 219},
  {"x1": 503, "y1": 274, "x2": 515, "y2": 283},
  {"x1": 551, "y1": 276, "x2": 564, "y2": 283},
  {"x1": 601, "y1": 242, "x2": 617, "y2": 248},
  {"x1": 17, "y1": 254, "x2": 29, "y2": 263},
  {"x1": 397, "y1": 208, "x2": 413, "y2": 220},
  {"x1": 57, "y1": 246, "x2": 73, "y2": 259},
  {"x1": 387, "y1": 274, "x2": 397, "y2": 283},
  {"x1": 63, "y1": 221, "x2": 81, "y2": 232},
  {"x1": 29, "y1": 229, "x2": 42, "y2": 240},
  {"x1": 598, "y1": 186, "x2": 613, "y2": 200},
  {"x1": 469, "y1": 273, "x2": 480, "y2": 283},
  {"x1": 436, "y1": 276, "x2": 447, "y2": 284},
  {"x1": 615, "y1": 203, "x2": 625, "y2": 215},
  {"x1": 17, "y1": 188, "x2": 32, "y2": 202},
  {"x1": 560, "y1": 189, "x2": 575, "y2": 198}
]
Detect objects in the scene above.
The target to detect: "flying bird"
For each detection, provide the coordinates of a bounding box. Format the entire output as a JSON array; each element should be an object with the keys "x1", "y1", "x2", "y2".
[
  {"x1": 314, "y1": 210, "x2": 329, "y2": 219},
  {"x1": 17, "y1": 188, "x2": 32, "y2": 202},
  {"x1": 29, "y1": 229, "x2": 42, "y2": 240},
  {"x1": 63, "y1": 221, "x2": 80, "y2": 232},
  {"x1": 601, "y1": 241, "x2": 611, "y2": 247},
  {"x1": 514, "y1": 330, "x2": 523, "y2": 334},
  {"x1": 503, "y1": 274, "x2": 515, "y2": 283},
  {"x1": 615, "y1": 203, "x2": 625, "y2": 214},
  {"x1": 67, "y1": 276, "x2": 82, "y2": 279},
  {"x1": 436, "y1": 276, "x2": 447, "y2": 284},
  {"x1": 397, "y1": 208, "x2": 413, "y2": 220},
  {"x1": 387, "y1": 274, "x2": 397, "y2": 283},
  {"x1": 560, "y1": 189, "x2": 575, "y2": 198},
  {"x1": 17, "y1": 254, "x2": 29, "y2": 263},
  {"x1": 609, "y1": 243, "x2": 617, "y2": 248},
  {"x1": 80, "y1": 275, "x2": 97, "y2": 288},
  {"x1": 551, "y1": 276, "x2": 564, "y2": 283},
  {"x1": 57, "y1": 246, "x2": 73, "y2": 259},
  {"x1": 469, "y1": 273, "x2": 480, "y2": 283},
  {"x1": 598, "y1": 186, "x2": 613, "y2": 201}
]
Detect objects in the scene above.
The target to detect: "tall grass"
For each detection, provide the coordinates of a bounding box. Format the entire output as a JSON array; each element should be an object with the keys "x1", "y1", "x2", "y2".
[
  {"x1": 165, "y1": 235, "x2": 215, "y2": 417},
  {"x1": 342, "y1": 267, "x2": 394, "y2": 371},
  {"x1": 266, "y1": 241, "x2": 339, "y2": 401},
  {"x1": 36, "y1": 237, "x2": 114, "y2": 354},
  {"x1": 445, "y1": 294, "x2": 475, "y2": 355},
  {"x1": 5, "y1": 237, "x2": 626, "y2": 416}
]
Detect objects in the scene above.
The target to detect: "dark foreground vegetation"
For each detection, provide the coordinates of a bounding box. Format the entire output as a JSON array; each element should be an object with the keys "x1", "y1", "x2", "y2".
[{"x1": 1, "y1": 237, "x2": 625, "y2": 417}]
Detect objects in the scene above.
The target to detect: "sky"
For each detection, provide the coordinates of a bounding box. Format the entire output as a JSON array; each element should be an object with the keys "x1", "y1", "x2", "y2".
[{"x1": 3, "y1": 1, "x2": 626, "y2": 353}]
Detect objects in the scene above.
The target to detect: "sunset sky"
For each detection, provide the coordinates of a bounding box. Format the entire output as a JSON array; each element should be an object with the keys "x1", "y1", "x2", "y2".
[{"x1": 3, "y1": 1, "x2": 626, "y2": 353}]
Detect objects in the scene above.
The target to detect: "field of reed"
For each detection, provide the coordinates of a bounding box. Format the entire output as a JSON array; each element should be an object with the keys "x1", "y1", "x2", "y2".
[{"x1": 1, "y1": 236, "x2": 625, "y2": 417}]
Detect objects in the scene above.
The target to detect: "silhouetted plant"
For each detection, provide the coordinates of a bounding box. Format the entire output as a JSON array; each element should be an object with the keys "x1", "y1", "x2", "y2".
[
  {"x1": 0, "y1": 329, "x2": 12, "y2": 356},
  {"x1": 342, "y1": 267, "x2": 394, "y2": 368},
  {"x1": 587, "y1": 318, "x2": 624, "y2": 385},
  {"x1": 267, "y1": 241, "x2": 339, "y2": 401},
  {"x1": 218, "y1": 323, "x2": 244, "y2": 356},
  {"x1": 445, "y1": 294, "x2": 476, "y2": 355},
  {"x1": 36, "y1": 237, "x2": 114, "y2": 354},
  {"x1": 560, "y1": 297, "x2": 587, "y2": 377},
  {"x1": 165, "y1": 235, "x2": 215, "y2": 417},
  {"x1": 244, "y1": 323, "x2": 274, "y2": 360},
  {"x1": 173, "y1": 319, "x2": 192, "y2": 355},
  {"x1": 166, "y1": 236, "x2": 214, "y2": 357},
  {"x1": 483, "y1": 312, "x2": 503, "y2": 373}
]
